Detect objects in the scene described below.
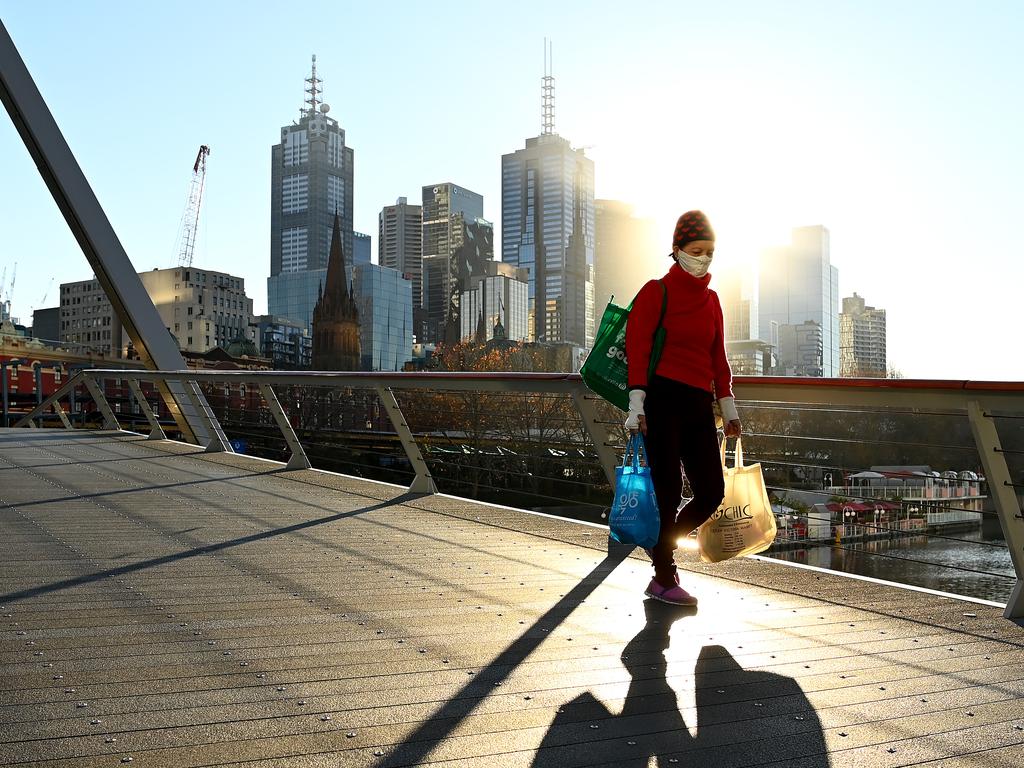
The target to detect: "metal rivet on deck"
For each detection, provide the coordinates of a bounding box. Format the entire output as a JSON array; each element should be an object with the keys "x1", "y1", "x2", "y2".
[
  {"x1": 321, "y1": 715, "x2": 332, "y2": 721},
  {"x1": 879, "y1": 687, "x2": 886, "y2": 691},
  {"x1": 276, "y1": 687, "x2": 285, "y2": 692},
  {"x1": 442, "y1": 659, "x2": 449, "y2": 664},
  {"x1": 839, "y1": 732, "x2": 848, "y2": 737},
  {"x1": 121, "y1": 758, "x2": 133, "y2": 764},
  {"x1": 105, "y1": 737, "x2": 116, "y2": 743},
  {"x1": 590, "y1": 724, "x2": 600, "y2": 729},
  {"x1": 887, "y1": 748, "x2": 897, "y2": 754},
  {"x1": 963, "y1": 612, "x2": 977, "y2": 618},
  {"x1": 753, "y1": 702, "x2": 763, "y2": 707},
  {"x1": 373, "y1": 750, "x2": 385, "y2": 756},
  {"x1": 966, "y1": 712, "x2": 975, "y2": 717},
  {"x1": 90, "y1": 719, "x2": 101, "y2": 725},
  {"x1": 64, "y1": 688, "x2": 75, "y2": 693},
  {"x1": 297, "y1": 700, "x2": 306, "y2": 706},
  {"x1": 76, "y1": 702, "x2": 88, "y2": 708},
  {"x1": 524, "y1": 695, "x2": 532, "y2": 700},
  {"x1": 346, "y1": 731, "x2": 357, "y2": 738}
]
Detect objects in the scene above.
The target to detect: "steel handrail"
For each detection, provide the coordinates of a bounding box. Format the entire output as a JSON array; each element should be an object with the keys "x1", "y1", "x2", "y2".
[{"x1": 10, "y1": 367, "x2": 1024, "y2": 619}]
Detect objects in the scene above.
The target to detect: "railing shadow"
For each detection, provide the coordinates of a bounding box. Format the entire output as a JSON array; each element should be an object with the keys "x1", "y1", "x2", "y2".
[
  {"x1": 0, "y1": 494, "x2": 417, "y2": 604},
  {"x1": 529, "y1": 599, "x2": 830, "y2": 767}
]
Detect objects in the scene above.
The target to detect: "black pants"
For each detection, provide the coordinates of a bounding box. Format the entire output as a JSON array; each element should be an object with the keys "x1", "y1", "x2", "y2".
[{"x1": 644, "y1": 376, "x2": 725, "y2": 585}]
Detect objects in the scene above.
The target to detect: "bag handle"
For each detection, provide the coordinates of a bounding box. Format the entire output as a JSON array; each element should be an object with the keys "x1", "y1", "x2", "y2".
[
  {"x1": 719, "y1": 436, "x2": 744, "y2": 470},
  {"x1": 622, "y1": 433, "x2": 649, "y2": 471}
]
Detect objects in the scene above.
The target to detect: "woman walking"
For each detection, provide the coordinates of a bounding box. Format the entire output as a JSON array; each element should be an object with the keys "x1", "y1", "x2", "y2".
[{"x1": 625, "y1": 210, "x2": 742, "y2": 606}]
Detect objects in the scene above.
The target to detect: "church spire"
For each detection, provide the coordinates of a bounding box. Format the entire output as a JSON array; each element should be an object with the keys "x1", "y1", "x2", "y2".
[{"x1": 323, "y1": 210, "x2": 349, "y2": 302}]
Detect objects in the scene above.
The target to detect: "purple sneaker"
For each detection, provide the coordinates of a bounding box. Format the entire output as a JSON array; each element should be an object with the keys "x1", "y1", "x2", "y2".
[{"x1": 645, "y1": 579, "x2": 698, "y2": 606}]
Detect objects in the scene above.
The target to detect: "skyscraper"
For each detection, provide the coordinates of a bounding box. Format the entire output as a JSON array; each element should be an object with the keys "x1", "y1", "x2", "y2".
[
  {"x1": 459, "y1": 261, "x2": 530, "y2": 343},
  {"x1": 716, "y1": 266, "x2": 774, "y2": 376},
  {"x1": 420, "y1": 183, "x2": 491, "y2": 344},
  {"x1": 501, "y1": 58, "x2": 595, "y2": 347},
  {"x1": 840, "y1": 293, "x2": 887, "y2": 377},
  {"x1": 353, "y1": 232, "x2": 372, "y2": 266},
  {"x1": 268, "y1": 56, "x2": 354, "y2": 332},
  {"x1": 352, "y1": 263, "x2": 413, "y2": 371},
  {"x1": 759, "y1": 225, "x2": 840, "y2": 376},
  {"x1": 379, "y1": 197, "x2": 423, "y2": 308},
  {"x1": 594, "y1": 199, "x2": 661, "y2": 308}
]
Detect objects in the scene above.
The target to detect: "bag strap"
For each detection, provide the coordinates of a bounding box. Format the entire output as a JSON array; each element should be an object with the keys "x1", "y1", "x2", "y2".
[
  {"x1": 735, "y1": 436, "x2": 745, "y2": 468},
  {"x1": 719, "y1": 436, "x2": 744, "y2": 470},
  {"x1": 646, "y1": 281, "x2": 668, "y2": 381}
]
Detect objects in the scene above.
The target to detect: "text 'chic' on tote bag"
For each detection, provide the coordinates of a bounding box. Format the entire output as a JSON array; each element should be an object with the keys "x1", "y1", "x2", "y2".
[{"x1": 697, "y1": 437, "x2": 777, "y2": 563}]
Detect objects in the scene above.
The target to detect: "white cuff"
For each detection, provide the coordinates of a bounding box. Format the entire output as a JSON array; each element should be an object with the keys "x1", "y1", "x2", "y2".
[
  {"x1": 624, "y1": 389, "x2": 646, "y2": 429},
  {"x1": 718, "y1": 396, "x2": 739, "y2": 423}
]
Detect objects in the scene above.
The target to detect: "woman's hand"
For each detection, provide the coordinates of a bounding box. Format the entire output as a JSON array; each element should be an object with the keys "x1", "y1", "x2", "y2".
[
  {"x1": 724, "y1": 419, "x2": 742, "y2": 438},
  {"x1": 625, "y1": 390, "x2": 647, "y2": 435}
]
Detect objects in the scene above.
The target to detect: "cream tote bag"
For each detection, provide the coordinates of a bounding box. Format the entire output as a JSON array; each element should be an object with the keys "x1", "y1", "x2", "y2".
[{"x1": 697, "y1": 437, "x2": 777, "y2": 563}]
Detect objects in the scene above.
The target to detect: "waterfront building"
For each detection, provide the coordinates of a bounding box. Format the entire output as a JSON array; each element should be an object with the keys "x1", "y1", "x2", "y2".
[
  {"x1": 759, "y1": 225, "x2": 840, "y2": 376},
  {"x1": 269, "y1": 56, "x2": 355, "y2": 330},
  {"x1": 777, "y1": 320, "x2": 824, "y2": 378},
  {"x1": 715, "y1": 266, "x2": 774, "y2": 376},
  {"x1": 840, "y1": 292, "x2": 887, "y2": 377}
]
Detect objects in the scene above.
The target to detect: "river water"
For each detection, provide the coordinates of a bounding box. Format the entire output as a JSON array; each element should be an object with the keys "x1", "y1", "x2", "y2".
[{"x1": 764, "y1": 531, "x2": 1016, "y2": 603}]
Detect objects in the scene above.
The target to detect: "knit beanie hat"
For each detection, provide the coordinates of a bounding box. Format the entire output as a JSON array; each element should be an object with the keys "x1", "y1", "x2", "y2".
[{"x1": 672, "y1": 210, "x2": 715, "y2": 251}]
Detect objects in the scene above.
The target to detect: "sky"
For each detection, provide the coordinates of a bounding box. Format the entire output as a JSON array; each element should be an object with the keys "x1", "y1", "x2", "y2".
[{"x1": 1, "y1": 1, "x2": 1022, "y2": 380}]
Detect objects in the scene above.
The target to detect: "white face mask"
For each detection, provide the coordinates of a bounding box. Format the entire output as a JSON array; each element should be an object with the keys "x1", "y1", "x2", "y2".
[{"x1": 676, "y1": 251, "x2": 713, "y2": 278}]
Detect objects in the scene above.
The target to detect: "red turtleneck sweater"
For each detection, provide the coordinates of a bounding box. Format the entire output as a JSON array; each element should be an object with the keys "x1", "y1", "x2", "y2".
[{"x1": 625, "y1": 262, "x2": 733, "y2": 399}]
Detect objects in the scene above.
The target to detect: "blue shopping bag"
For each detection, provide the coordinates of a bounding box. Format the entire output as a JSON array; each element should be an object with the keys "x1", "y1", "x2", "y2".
[{"x1": 609, "y1": 434, "x2": 661, "y2": 549}]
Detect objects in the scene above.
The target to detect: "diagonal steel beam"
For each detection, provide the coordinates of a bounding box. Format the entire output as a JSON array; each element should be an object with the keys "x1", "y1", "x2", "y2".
[{"x1": 0, "y1": 19, "x2": 215, "y2": 446}]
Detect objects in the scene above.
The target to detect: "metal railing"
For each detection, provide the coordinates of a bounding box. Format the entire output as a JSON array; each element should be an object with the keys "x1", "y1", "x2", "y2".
[{"x1": 12, "y1": 369, "x2": 1024, "y2": 619}]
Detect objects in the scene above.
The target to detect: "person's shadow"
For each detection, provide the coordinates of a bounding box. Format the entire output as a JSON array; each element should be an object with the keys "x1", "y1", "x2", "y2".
[{"x1": 531, "y1": 599, "x2": 829, "y2": 767}]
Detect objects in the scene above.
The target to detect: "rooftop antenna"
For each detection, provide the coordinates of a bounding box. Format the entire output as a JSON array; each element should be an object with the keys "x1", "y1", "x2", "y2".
[
  {"x1": 304, "y1": 54, "x2": 322, "y2": 116},
  {"x1": 542, "y1": 38, "x2": 555, "y2": 136}
]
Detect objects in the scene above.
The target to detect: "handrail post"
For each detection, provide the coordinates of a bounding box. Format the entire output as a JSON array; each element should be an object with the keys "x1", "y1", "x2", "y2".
[
  {"x1": 967, "y1": 400, "x2": 1024, "y2": 619},
  {"x1": 258, "y1": 382, "x2": 311, "y2": 470},
  {"x1": 376, "y1": 386, "x2": 437, "y2": 494},
  {"x1": 82, "y1": 374, "x2": 120, "y2": 431},
  {"x1": 180, "y1": 379, "x2": 231, "y2": 453},
  {"x1": 53, "y1": 400, "x2": 72, "y2": 430},
  {"x1": 127, "y1": 378, "x2": 166, "y2": 440},
  {"x1": 572, "y1": 387, "x2": 618, "y2": 487}
]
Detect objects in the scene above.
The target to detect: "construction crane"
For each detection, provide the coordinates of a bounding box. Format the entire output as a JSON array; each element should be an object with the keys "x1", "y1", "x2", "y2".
[{"x1": 174, "y1": 145, "x2": 211, "y2": 268}]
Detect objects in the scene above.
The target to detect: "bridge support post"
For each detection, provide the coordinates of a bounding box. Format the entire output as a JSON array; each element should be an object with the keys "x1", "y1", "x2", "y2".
[
  {"x1": 128, "y1": 378, "x2": 166, "y2": 440},
  {"x1": 968, "y1": 400, "x2": 1024, "y2": 620},
  {"x1": 258, "y1": 383, "x2": 311, "y2": 470}
]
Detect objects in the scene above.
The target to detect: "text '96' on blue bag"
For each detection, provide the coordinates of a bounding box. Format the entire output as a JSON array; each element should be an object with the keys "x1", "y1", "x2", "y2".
[{"x1": 609, "y1": 433, "x2": 661, "y2": 550}]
